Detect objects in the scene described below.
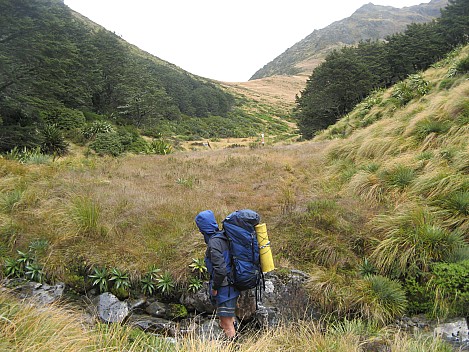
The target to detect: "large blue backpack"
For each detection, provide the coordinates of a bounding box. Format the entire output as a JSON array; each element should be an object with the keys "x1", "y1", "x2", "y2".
[{"x1": 222, "y1": 209, "x2": 262, "y2": 291}]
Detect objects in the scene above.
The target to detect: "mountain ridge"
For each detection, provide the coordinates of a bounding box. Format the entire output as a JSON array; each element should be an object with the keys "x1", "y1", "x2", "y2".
[{"x1": 250, "y1": 0, "x2": 448, "y2": 80}]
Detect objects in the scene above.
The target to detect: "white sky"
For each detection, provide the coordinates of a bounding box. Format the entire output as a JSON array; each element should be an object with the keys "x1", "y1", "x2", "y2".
[{"x1": 64, "y1": 0, "x2": 433, "y2": 82}]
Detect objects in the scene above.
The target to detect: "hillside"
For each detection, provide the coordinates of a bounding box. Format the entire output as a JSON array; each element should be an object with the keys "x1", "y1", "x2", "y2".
[
  {"x1": 251, "y1": 0, "x2": 448, "y2": 80},
  {"x1": 0, "y1": 42, "x2": 467, "y2": 351},
  {"x1": 228, "y1": 0, "x2": 448, "y2": 111},
  {"x1": 0, "y1": 0, "x2": 294, "y2": 156}
]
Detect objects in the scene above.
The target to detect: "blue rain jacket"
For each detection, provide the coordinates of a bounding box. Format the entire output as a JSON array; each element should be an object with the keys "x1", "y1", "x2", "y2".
[{"x1": 195, "y1": 210, "x2": 240, "y2": 304}]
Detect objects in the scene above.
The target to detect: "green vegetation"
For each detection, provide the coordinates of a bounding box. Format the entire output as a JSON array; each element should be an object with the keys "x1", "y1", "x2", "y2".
[
  {"x1": 296, "y1": 0, "x2": 468, "y2": 138},
  {"x1": 250, "y1": 0, "x2": 446, "y2": 80},
  {"x1": 307, "y1": 44, "x2": 469, "y2": 325},
  {"x1": 0, "y1": 0, "x2": 294, "y2": 157},
  {"x1": 0, "y1": 1, "x2": 467, "y2": 351}
]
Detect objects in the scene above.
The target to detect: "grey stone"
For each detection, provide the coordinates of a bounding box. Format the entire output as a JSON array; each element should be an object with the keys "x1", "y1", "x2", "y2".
[
  {"x1": 195, "y1": 317, "x2": 224, "y2": 341},
  {"x1": 93, "y1": 292, "x2": 129, "y2": 323},
  {"x1": 7, "y1": 280, "x2": 65, "y2": 305},
  {"x1": 434, "y1": 318, "x2": 469, "y2": 343},
  {"x1": 128, "y1": 297, "x2": 147, "y2": 310},
  {"x1": 127, "y1": 314, "x2": 177, "y2": 336},
  {"x1": 179, "y1": 283, "x2": 214, "y2": 314},
  {"x1": 145, "y1": 301, "x2": 167, "y2": 318}
]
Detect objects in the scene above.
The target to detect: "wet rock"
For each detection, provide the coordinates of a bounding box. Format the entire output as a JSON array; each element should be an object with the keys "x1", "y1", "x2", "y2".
[
  {"x1": 5, "y1": 279, "x2": 65, "y2": 305},
  {"x1": 128, "y1": 314, "x2": 177, "y2": 336},
  {"x1": 145, "y1": 301, "x2": 167, "y2": 318}
]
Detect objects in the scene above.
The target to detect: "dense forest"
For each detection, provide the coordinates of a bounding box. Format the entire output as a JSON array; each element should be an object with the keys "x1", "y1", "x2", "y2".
[
  {"x1": 295, "y1": 0, "x2": 469, "y2": 139},
  {"x1": 0, "y1": 0, "x2": 246, "y2": 155}
]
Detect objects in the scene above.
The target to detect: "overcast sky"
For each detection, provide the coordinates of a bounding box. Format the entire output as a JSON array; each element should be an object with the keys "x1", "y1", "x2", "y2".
[{"x1": 64, "y1": 0, "x2": 433, "y2": 82}]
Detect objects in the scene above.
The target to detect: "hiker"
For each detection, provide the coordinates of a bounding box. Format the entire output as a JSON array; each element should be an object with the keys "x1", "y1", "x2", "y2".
[{"x1": 195, "y1": 210, "x2": 239, "y2": 339}]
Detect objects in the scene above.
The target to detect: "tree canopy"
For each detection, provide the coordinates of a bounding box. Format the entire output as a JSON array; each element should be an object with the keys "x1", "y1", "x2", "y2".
[
  {"x1": 0, "y1": 0, "x2": 235, "y2": 151},
  {"x1": 295, "y1": 0, "x2": 468, "y2": 139}
]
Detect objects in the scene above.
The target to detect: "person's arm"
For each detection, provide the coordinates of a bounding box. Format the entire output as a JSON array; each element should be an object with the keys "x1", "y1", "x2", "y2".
[{"x1": 209, "y1": 238, "x2": 227, "y2": 291}]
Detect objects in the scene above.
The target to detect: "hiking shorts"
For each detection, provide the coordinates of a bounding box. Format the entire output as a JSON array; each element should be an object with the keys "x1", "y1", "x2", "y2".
[{"x1": 216, "y1": 296, "x2": 237, "y2": 317}]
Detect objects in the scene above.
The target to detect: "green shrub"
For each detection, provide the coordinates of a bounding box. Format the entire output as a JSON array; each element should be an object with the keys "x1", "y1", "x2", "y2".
[
  {"x1": 455, "y1": 55, "x2": 469, "y2": 74},
  {"x1": 391, "y1": 82, "x2": 415, "y2": 107},
  {"x1": 391, "y1": 74, "x2": 429, "y2": 107},
  {"x1": 40, "y1": 107, "x2": 86, "y2": 130},
  {"x1": 429, "y1": 260, "x2": 469, "y2": 318},
  {"x1": 404, "y1": 276, "x2": 433, "y2": 314},
  {"x1": 90, "y1": 133, "x2": 124, "y2": 156},
  {"x1": 148, "y1": 139, "x2": 173, "y2": 155},
  {"x1": 0, "y1": 126, "x2": 44, "y2": 153},
  {"x1": 128, "y1": 138, "x2": 150, "y2": 154},
  {"x1": 82, "y1": 121, "x2": 115, "y2": 140}
]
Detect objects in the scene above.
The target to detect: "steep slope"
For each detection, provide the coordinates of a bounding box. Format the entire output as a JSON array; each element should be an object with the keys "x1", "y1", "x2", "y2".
[
  {"x1": 251, "y1": 0, "x2": 448, "y2": 80},
  {"x1": 0, "y1": 0, "x2": 235, "y2": 119},
  {"x1": 0, "y1": 0, "x2": 296, "y2": 154}
]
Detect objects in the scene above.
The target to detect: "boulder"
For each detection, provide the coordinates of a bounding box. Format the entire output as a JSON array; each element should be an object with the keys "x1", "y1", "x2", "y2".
[
  {"x1": 5, "y1": 279, "x2": 65, "y2": 305},
  {"x1": 127, "y1": 314, "x2": 177, "y2": 336},
  {"x1": 145, "y1": 301, "x2": 167, "y2": 318},
  {"x1": 434, "y1": 318, "x2": 469, "y2": 345},
  {"x1": 179, "y1": 283, "x2": 214, "y2": 314},
  {"x1": 236, "y1": 270, "x2": 318, "y2": 328},
  {"x1": 93, "y1": 292, "x2": 129, "y2": 323}
]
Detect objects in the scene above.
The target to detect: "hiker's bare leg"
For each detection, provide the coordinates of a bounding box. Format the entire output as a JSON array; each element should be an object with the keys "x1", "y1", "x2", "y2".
[{"x1": 219, "y1": 316, "x2": 236, "y2": 338}]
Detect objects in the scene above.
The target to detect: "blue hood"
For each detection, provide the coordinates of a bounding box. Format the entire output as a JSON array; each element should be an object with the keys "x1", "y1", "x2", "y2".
[{"x1": 195, "y1": 210, "x2": 219, "y2": 244}]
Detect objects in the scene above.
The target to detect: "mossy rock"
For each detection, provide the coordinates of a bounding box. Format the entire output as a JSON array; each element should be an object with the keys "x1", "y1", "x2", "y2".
[
  {"x1": 111, "y1": 286, "x2": 130, "y2": 300},
  {"x1": 167, "y1": 303, "x2": 188, "y2": 319},
  {"x1": 65, "y1": 274, "x2": 88, "y2": 294}
]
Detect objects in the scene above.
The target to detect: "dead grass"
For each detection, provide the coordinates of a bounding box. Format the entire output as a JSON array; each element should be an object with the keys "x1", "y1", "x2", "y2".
[{"x1": 1, "y1": 141, "x2": 329, "y2": 278}]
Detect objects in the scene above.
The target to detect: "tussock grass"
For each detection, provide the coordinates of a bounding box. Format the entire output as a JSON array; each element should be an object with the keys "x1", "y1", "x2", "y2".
[
  {"x1": 0, "y1": 291, "x2": 173, "y2": 351},
  {"x1": 1, "y1": 142, "x2": 328, "y2": 278},
  {"x1": 0, "y1": 43, "x2": 468, "y2": 352},
  {"x1": 0, "y1": 289, "x2": 452, "y2": 352},
  {"x1": 370, "y1": 205, "x2": 466, "y2": 276}
]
